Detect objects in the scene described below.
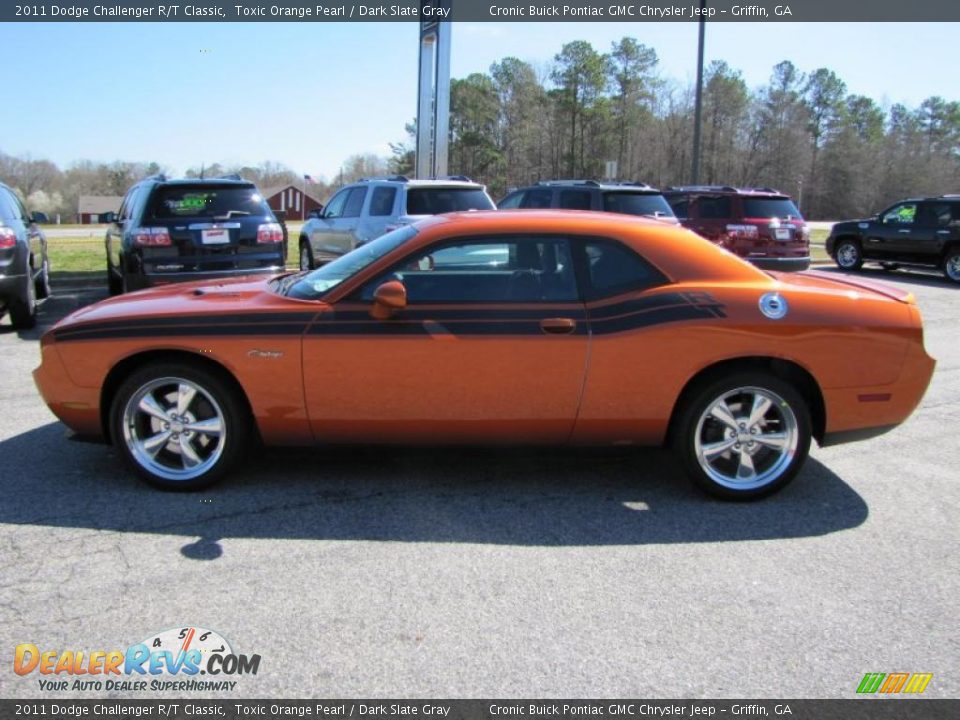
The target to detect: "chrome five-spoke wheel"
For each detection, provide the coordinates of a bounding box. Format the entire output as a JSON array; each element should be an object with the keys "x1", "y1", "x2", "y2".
[
  {"x1": 675, "y1": 372, "x2": 812, "y2": 500},
  {"x1": 111, "y1": 363, "x2": 247, "y2": 489},
  {"x1": 694, "y1": 386, "x2": 798, "y2": 492}
]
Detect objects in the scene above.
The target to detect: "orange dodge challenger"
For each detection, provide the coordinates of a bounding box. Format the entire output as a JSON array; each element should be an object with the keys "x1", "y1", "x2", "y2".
[{"x1": 33, "y1": 211, "x2": 935, "y2": 499}]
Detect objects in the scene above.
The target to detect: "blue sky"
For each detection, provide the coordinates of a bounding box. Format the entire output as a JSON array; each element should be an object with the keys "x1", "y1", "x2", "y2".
[{"x1": 0, "y1": 21, "x2": 955, "y2": 181}]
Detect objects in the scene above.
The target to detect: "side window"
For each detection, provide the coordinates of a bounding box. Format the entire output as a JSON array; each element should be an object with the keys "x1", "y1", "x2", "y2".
[
  {"x1": 0, "y1": 188, "x2": 19, "y2": 221},
  {"x1": 520, "y1": 188, "x2": 553, "y2": 209},
  {"x1": 361, "y1": 237, "x2": 578, "y2": 303},
  {"x1": 583, "y1": 239, "x2": 667, "y2": 299},
  {"x1": 498, "y1": 191, "x2": 524, "y2": 209},
  {"x1": 369, "y1": 187, "x2": 397, "y2": 217},
  {"x1": 666, "y1": 195, "x2": 690, "y2": 219},
  {"x1": 323, "y1": 189, "x2": 349, "y2": 219},
  {"x1": 697, "y1": 195, "x2": 732, "y2": 220},
  {"x1": 882, "y1": 203, "x2": 917, "y2": 225},
  {"x1": 119, "y1": 187, "x2": 139, "y2": 222},
  {"x1": 917, "y1": 202, "x2": 952, "y2": 227},
  {"x1": 342, "y1": 187, "x2": 368, "y2": 218},
  {"x1": 559, "y1": 190, "x2": 592, "y2": 211}
]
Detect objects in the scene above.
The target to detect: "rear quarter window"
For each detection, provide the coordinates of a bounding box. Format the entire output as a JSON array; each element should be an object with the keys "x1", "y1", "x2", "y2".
[
  {"x1": 405, "y1": 188, "x2": 495, "y2": 215},
  {"x1": 584, "y1": 239, "x2": 667, "y2": 299}
]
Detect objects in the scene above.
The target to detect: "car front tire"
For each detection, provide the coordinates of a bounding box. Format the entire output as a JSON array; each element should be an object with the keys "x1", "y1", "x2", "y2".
[
  {"x1": 673, "y1": 372, "x2": 811, "y2": 500},
  {"x1": 299, "y1": 240, "x2": 314, "y2": 271},
  {"x1": 110, "y1": 362, "x2": 249, "y2": 491},
  {"x1": 834, "y1": 239, "x2": 863, "y2": 271},
  {"x1": 107, "y1": 260, "x2": 123, "y2": 295},
  {"x1": 36, "y1": 258, "x2": 51, "y2": 300}
]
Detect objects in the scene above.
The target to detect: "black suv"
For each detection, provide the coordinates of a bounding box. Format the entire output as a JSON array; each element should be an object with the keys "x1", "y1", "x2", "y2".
[
  {"x1": 0, "y1": 181, "x2": 50, "y2": 329},
  {"x1": 664, "y1": 185, "x2": 810, "y2": 271},
  {"x1": 826, "y1": 195, "x2": 960, "y2": 283},
  {"x1": 498, "y1": 180, "x2": 678, "y2": 223},
  {"x1": 105, "y1": 175, "x2": 285, "y2": 294}
]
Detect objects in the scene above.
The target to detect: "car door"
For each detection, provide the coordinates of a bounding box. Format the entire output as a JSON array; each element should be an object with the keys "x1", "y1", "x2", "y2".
[
  {"x1": 355, "y1": 185, "x2": 396, "y2": 244},
  {"x1": 912, "y1": 201, "x2": 954, "y2": 259},
  {"x1": 865, "y1": 202, "x2": 918, "y2": 258},
  {"x1": 688, "y1": 194, "x2": 730, "y2": 244},
  {"x1": 106, "y1": 187, "x2": 136, "y2": 274},
  {"x1": 301, "y1": 235, "x2": 589, "y2": 443},
  {"x1": 307, "y1": 188, "x2": 350, "y2": 257},
  {"x1": 13, "y1": 195, "x2": 43, "y2": 277}
]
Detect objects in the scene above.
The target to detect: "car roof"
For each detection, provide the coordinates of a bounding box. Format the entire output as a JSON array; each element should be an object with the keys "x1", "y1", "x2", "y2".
[
  {"x1": 518, "y1": 180, "x2": 661, "y2": 192},
  {"x1": 387, "y1": 209, "x2": 770, "y2": 286},
  {"x1": 352, "y1": 176, "x2": 484, "y2": 189},
  {"x1": 665, "y1": 185, "x2": 790, "y2": 198}
]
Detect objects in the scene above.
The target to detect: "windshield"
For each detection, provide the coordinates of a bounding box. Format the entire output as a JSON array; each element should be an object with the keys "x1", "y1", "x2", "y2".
[
  {"x1": 602, "y1": 192, "x2": 675, "y2": 218},
  {"x1": 405, "y1": 188, "x2": 494, "y2": 215},
  {"x1": 284, "y1": 225, "x2": 419, "y2": 300},
  {"x1": 149, "y1": 185, "x2": 272, "y2": 220},
  {"x1": 742, "y1": 197, "x2": 802, "y2": 220}
]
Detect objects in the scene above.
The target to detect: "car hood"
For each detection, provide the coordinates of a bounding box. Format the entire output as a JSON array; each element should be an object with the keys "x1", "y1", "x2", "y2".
[{"x1": 51, "y1": 274, "x2": 324, "y2": 332}]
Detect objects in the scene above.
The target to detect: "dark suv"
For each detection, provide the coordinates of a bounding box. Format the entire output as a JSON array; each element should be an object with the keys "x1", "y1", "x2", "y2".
[
  {"x1": 105, "y1": 175, "x2": 285, "y2": 294},
  {"x1": 498, "y1": 180, "x2": 678, "y2": 223},
  {"x1": 664, "y1": 186, "x2": 810, "y2": 271},
  {"x1": 826, "y1": 195, "x2": 960, "y2": 283},
  {"x1": 0, "y1": 181, "x2": 50, "y2": 329}
]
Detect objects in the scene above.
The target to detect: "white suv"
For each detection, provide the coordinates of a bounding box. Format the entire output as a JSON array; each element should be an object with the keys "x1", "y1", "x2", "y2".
[{"x1": 298, "y1": 176, "x2": 495, "y2": 269}]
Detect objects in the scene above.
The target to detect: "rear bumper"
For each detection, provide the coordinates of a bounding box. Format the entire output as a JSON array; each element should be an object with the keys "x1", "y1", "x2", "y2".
[
  {"x1": 749, "y1": 256, "x2": 811, "y2": 272},
  {"x1": 131, "y1": 265, "x2": 284, "y2": 290}
]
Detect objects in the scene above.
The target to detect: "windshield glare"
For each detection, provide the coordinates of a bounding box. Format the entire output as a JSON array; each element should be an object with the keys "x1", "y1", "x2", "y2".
[{"x1": 285, "y1": 225, "x2": 419, "y2": 300}]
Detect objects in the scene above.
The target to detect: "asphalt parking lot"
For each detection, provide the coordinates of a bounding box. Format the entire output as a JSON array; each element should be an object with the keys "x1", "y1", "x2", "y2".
[{"x1": 0, "y1": 268, "x2": 957, "y2": 699}]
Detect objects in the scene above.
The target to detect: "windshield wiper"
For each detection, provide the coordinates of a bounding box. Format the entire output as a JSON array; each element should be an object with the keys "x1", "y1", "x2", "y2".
[{"x1": 214, "y1": 210, "x2": 251, "y2": 219}]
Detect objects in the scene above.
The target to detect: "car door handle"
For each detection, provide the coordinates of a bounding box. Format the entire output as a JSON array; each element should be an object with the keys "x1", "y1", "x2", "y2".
[{"x1": 540, "y1": 318, "x2": 577, "y2": 335}]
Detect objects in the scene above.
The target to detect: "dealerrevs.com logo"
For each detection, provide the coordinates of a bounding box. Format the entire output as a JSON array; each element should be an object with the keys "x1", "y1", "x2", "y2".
[{"x1": 13, "y1": 626, "x2": 260, "y2": 692}]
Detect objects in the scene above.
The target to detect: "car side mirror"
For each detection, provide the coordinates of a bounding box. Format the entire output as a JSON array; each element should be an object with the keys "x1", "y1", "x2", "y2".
[
  {"x1": 101, "y1": 212, "x2": 117, "y2": 224},
  {"x1": 371, "y1": 280, "x2": 407, "y2": 320},
  {"x1": 30, "y1": 211, "x2": 48, "y2": 224}
]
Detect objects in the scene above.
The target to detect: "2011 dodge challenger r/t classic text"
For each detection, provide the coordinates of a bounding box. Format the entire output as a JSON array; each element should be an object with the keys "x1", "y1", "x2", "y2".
[{"x1": 33, "y1": 211, "x2": 935, "y2": 500}]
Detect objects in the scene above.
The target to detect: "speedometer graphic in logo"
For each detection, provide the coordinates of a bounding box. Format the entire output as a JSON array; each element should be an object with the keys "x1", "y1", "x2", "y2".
[{"x1": 138, "y1": 626, "x2": 233, "y2": 663}]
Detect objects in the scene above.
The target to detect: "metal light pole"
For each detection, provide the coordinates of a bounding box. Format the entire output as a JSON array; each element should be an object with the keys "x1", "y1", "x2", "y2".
[
  {"x1": 691, "y1": 1, "x2": 706, "y2": 184},
  {"x1": 415, "y1": 0, "x2": 452, "y2": 179}
]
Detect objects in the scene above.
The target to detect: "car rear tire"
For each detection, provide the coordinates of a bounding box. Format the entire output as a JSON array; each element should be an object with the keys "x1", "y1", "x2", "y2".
[
  {"x1": 107, "y1": 261, "x2": 123, "y2": 296},
  {"x1": 110, "y1": 362, "x2": 249, "y2": 491},
  {"x1": 299, "y1": 240, "x2": 314, "y2": 271},
  {"x1": 8, "y1": 273, "x2": 37, "y2": 330},
  {"x1": 36, "y1": 258, "x2": 51, "y2": 300},
  {"x1": 834, "y1": 239, "x2": 863, "y2": 271},
  {"x1": 880, "y1": 262, "x2": 900, "y2": 273},
  {"x1": 943, "y1": 248, "x2": 960, "y2": 284},
  {"x1": 672, "y1": 372, "x2": 811, "y2": 500}
]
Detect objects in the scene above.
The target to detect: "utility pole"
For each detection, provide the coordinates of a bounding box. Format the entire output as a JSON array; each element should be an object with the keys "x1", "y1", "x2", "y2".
[
  {"x1": 415, "y1": 0, "x2": 452, "y2": 179},
  {"x1": 691, "y1": 1, "x2": 706, "y2": 184}
]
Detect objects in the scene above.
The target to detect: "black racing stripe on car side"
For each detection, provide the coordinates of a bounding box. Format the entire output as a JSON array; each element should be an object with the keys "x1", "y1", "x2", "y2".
[
  {"x1": 306, "y1": 319, "x2": 589, "y2": 337},
  {"x1": 329, "y1": 306, "x2": 589, "y2": 322},
  {"x1": 53, "y1": 313, "x2": 318, "y2": 341},
  {"x1": 587, "y1": 292, "x2": 691, "y2": 320},
  {"x1": 589, "y1": 305, "x2": 724, "y2": 335}
]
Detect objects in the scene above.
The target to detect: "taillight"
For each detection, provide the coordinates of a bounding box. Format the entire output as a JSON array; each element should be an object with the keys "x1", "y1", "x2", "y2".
[
  {"x1": 0, "y1": 227, "x2": 16, "y2": 248},
  {"x1": 725, "y1": 224, "x2": 759, "y2": 239},
  {"x1": 257, "y1": 223, "x2": 284, "y2": 244},
  {"x1": 133, "y1": 227, "x2": 171, "y2": 247}
]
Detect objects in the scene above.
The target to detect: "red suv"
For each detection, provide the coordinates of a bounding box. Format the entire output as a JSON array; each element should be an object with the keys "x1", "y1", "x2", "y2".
[{"x1": 664, "y1": 186, "x2": 810, "y2": 271}]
